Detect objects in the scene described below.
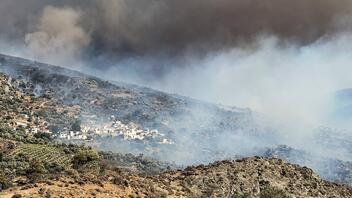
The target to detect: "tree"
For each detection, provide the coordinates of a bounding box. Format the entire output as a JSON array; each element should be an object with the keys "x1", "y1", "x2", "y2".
[
  {"x1": 71, "y1": 119, "x2": 81, "y2": 131},
  {"x1": 72, "y1": 150, "x2": 99, "y2": 168},
  {"x1": 0, "y1": 171, "x2": 11, "y2": 190}
]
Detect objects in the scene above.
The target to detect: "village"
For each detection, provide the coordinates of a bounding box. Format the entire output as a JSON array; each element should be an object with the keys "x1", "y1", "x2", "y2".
[{"x1": 56, "y1": 116, "x2": 174, "y2": 145}]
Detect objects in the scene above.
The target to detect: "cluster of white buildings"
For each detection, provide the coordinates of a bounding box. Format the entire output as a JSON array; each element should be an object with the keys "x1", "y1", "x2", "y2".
[
  {"x1": 58, "y1": 131, "x2": 88, "y2": 140},
  {"x1": 57, "y1": 117, "x2": 174, "y2": 145},
  {"x1": 10, "y1": 112, "x2": 51, "y2": 135}
]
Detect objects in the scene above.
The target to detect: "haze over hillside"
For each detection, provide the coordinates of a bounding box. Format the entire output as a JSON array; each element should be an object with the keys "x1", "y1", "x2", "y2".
[
  {"x1": 0, "y1": 63, "x2": 352, "y2": 197},
  {"x1": 1, "y1": 53, "x2": 352, "y2": 185}
]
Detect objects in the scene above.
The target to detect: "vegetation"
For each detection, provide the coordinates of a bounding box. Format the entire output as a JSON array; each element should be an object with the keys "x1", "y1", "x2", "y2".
[
  {"x1": 259, "y1": 186, "x2": 290, "y2": 198},
  {"x1": 232, "y1": 193, "x2": 251, "y2": 198},
  {"x1": 72, "y1": 149, "x2": 99, "y2": 168},
  {"x1": 0, "y1": 171, "x2": 11, "y2": 190},
  {"x1": 0, "y1": 134, "x2": 100, "y2": 188},
  {"x1": 9, "y1": 144, "x2": 71, "y2": 166}
]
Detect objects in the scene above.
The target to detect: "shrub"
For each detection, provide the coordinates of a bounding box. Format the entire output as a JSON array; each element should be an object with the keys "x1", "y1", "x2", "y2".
[
  {"x1": 0, "y1": 172, "x2": 11, "y2": 190},
  {"x1": 34, "y1": 132, "x2": 52, "y2": 141},
  {"x1": 72, "y1": 150, "x2": 99, "y2": 168},
  {"x1": 71, "y1": 120, "x2": 81, "y2": 131},
  {"x1": 260, "y1": 186, "x2": 290, "y2": 198},
  {"x1": 232, "y1": 193, "x2": 251, "y2": 198},
  {"x1": 26, "y1": 159, "x2": 46, "y2": 175},
  {"x1": 11, "y1": 194, "x2": 22, "y2": 198},
  {"x1": 26, "y1": 159, "x2": 46, "y2": 183},
  {"x1": 45, "y1": 162, "x2": 64, "y2": 174}
]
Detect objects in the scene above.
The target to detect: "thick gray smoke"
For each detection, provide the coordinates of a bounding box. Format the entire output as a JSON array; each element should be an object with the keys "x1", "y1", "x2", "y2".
[
  {"x1": 25, "y1": 6, "x2": 90, "y2": 67},
  {"x1": 1, "y1": 0, "x2": 352, "y2": 69}
]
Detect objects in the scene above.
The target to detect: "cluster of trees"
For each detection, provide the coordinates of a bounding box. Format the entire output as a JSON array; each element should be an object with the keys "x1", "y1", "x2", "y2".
[{"x1": 0, "y1": 140, "x2": 100, "y2": 190}]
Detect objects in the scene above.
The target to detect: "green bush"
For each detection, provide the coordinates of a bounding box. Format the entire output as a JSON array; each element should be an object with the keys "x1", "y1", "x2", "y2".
[
  {"x1": 45, "y1": 162, "x2": 64, "y2": 174},
  {"x1": 260, "y1": 186, "x2": 290, "y2": 198},
  {"x1": 33, "y1": 132, "x2": 52, "y2": 142},
  {"x1": 0, "y1": 172, "x2": 11, "y2": 190},
  {"x1": 72, "y1": 150, "x2": 99, "y2": 168},
  {"x1": 26, "y1": 159, "x2": 46, "y2": 175},
  {"x1": 26, "y1": 159, "x2": 46, "y2": 183},
  {"x1": 232, "y1": 193, "x2": 251, "y2": 198}
]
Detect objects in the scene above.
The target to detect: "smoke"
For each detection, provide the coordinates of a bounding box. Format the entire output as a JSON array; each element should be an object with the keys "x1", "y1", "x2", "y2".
[
  {"x1": 24, "y1": 6, "x2": 90, "y2": 67},
  {"x1": 88, "y1": 0, "x2": 352, "y2": 57},
  {"x1": 1, "y1": 0, "x2": 352, "y2": 181},
  {"x1": 100, "y1": 33, "x2": 352, "y2": 125},
  {"x1": 93, "y1": 33, "x2": 352, "y2": 171},
  {"x1": 153, "y1": 35, "x2": 351, "y2": 125},
  {"x1": 0, "y1": 0, "x2": 352, "y2": 68}
]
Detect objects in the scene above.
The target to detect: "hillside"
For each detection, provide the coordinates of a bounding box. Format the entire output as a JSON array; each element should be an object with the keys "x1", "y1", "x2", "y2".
[
  {"x1": 1, "y1": 54, "x2": 352, "y2": 197},
  {"x1": 0, "y1": 53, "x2": 269, "y2": 163},
  {"x1": 1, "y1": 157, "x2": 352, "y2": 198}
]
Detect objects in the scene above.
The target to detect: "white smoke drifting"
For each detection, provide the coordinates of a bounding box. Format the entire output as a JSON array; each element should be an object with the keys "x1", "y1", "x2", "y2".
[{"x1": 96, "y1": 33, "x2": 352, "y2": 163}]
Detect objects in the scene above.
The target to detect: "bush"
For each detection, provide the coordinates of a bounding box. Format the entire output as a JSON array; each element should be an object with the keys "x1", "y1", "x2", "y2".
[
  {"x1": 71, "y1": 120, "x2": 81, "y2": 131},
  {"x1": 11, "y1": 194, "x2": 22, "y2": 198},
  {"x1": 34, "y1": 132, "x2": 52, "y2": 141},
  {"x1": 232, "y1": 193, "x2": 251, "y2": 198},
  {"x1": 26, "y1": 159, "x2": 46, "y2": 183},
  {"x1": 260, "y1": 186, "x2": 290, "y2": 198},
  {"x1": 0, "y1": 172, "x2": 11, "y2": 190},
  {"x1": 26, "y1": 159, "x2": 46, "y2": 175},
  {"x1": 72, "y1": 150, "x2": 99, "y2": 168},
  {"x1": 45, "y1": 162, "x2": 64, "y2": 174}
]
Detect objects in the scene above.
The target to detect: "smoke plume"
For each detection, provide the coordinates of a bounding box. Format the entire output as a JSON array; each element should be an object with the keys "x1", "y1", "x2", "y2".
[
  {"x1": 24, "y1": 6, "x2": 90, "y2": 67},
  {"x1": 0, "y1": 0, "x2": 352, "y2": 68}
]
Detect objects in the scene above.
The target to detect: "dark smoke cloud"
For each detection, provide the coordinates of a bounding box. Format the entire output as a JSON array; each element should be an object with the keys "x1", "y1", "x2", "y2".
[
  {"x1": 88, "y1": 0, "x2": 352, "y2": 57},
  {"x1": 1, "y1": 0, "x2": 352, "y2": 65}
]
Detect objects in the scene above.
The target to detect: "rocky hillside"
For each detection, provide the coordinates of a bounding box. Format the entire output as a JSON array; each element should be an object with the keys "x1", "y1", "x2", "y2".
[
  {"x1": 0, "y1": 71, "x2": 80, "y2": 141},
  {"x1": 1, "y1": 157, "x2": 352, "y2": 198},
  {"x1": 0, "y1": 71, "x2": 174, "y2": 191},
  {"x1": 0, "y1": 53, "x2": 273, "y2": 164},
  {"x1": 1, "y1": 54, "x2": 352, "y2": 197}
]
